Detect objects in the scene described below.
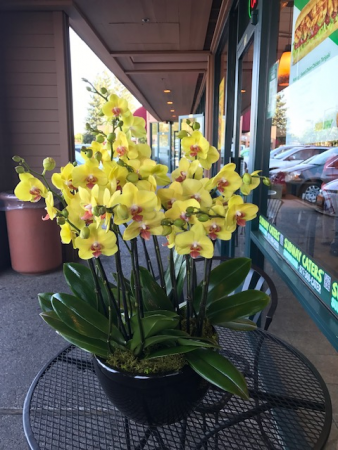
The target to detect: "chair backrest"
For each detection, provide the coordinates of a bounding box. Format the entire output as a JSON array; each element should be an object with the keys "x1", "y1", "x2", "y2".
[{"x1": 194, "y1": 256, "x2": 278, "y2": 330}]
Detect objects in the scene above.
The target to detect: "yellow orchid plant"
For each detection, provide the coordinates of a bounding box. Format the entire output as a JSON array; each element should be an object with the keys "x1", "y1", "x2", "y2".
[{"x1": 12, "y1": 79, "x2": 271, "y2": 399}]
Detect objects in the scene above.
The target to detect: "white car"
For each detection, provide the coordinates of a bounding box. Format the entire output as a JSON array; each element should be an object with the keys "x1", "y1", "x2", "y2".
[{"x1": 269, "y1": 146, "x2": 325, "y2": 171}]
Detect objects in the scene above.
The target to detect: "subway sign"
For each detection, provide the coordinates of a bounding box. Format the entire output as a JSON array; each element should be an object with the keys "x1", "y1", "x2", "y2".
[
  {"x1": 248, "y1": 0, "x2": 258, "y2": 18},
  {"x1": 259, "y1": 215, "x2": 338, "y2": 318}
]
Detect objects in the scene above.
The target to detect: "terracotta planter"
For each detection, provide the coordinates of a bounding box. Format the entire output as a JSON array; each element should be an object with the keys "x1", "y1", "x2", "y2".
[
  {"x1": 0, "y1": 193, "x2": 62, "y2": 274},
  {"x1": 93, "y1": 356, "x2": 209, "y2": 426}
]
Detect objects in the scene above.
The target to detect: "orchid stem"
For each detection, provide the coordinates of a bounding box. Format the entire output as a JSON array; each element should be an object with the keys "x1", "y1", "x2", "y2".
[
  {"x1": 131, "y1": 239, "x2": 145, "y2": 348},
  {"x1": 185, "y1": 255, "x2": 191, "y2": 334},
  {"x1": 141, "y1": 238, "x2": 155, "y2": 278},
  {"x1": 88, "y1": 259, "x2": 107, "y2": 315},
  {"x1": 198, "y1": 257, "x2": 213, "y2": 336},
  {"x1": 153, "y1": 236, "x2": 165, "y2": 290},
  {"x1": 169, "y1": 248, "x2": 179, "y2": 313},
  {"x1": 95, "y1": 257, "x2": 128, "y2": 341}
]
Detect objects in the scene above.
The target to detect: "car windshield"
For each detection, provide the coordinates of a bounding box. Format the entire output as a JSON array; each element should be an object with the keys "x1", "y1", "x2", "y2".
[
  {"x1": 273, "y1": 146, "x2": 303, "y2": 160},
  {"x1": 301, "y1": 147, "x2": 338, "y2": 165},
  {"x1": 270, "y1": 146, "x2": 294, "y2": 158}
]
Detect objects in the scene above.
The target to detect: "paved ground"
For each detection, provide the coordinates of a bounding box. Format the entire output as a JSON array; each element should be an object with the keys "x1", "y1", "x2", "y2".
[{"x1": 0, "y1": 249, "x2": 337, "y2": 449}]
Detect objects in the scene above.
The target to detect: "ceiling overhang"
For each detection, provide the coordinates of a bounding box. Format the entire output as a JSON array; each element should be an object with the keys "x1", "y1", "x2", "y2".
[{"x1": 1, "y1": 0, "x2": 231, "y2": 122}]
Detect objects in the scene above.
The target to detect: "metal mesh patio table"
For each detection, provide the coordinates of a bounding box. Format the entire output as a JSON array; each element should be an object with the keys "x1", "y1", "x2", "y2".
[{"x1": 23, "y1": 328, "x2": 332, "y2": 449}]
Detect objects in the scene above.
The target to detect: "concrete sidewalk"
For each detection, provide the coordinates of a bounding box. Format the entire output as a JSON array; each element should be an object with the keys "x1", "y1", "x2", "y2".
[{"x1": 0, "y1": 256, "x2": 337, "y2": 449}]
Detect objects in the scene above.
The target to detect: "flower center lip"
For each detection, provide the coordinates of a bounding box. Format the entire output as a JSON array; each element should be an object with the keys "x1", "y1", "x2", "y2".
[
  {"x1": 116, "y1": 146, "x2": 127, "y2": 156},
  {"x1": 29, "y1": 187, "x2": 42, "y2": 202},
  {"x1": 190, "y1": 145, "x2": 201, "y2": 157},
  {"x1": 112, "y1": 107, "x2": 121, "y2": 116},
  {"x1": 90, "y1": 241, "x2": 103, "y2": 258},
  {"x1": 190, "y1": 242, "x2": 201, "y2": 258},
  {"x1": 86, "y1": 175, "x2": 98, "y2": 189}
]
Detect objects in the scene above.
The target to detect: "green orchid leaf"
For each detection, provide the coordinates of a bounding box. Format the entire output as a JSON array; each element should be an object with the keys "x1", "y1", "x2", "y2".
[
  {"x1": 165, "y1": 251, "x2": 186, "y2": 298},
  {"x1": 194, "y1": 258, "x2": 252, "y2": 309},
  {"x1": 143, "y1": 334, "x2": 182, "y2": 348},
  {"x1": 40, "y1": 311, "x2": 109, "y2": 358},
  {"x1": 145, "y1": 345, "x2": 200, "y2": 359},
  {"x1": 219, "y1": 318, "x2": 257, "y2": 331},
  {"x1": 207, "y1": 290, "x2": 270, "y2": 325},
  {"x1": 130, "y1": 313, "x2": 180, "y2": 351},
  {"x1": 143, "y1": 310, "x2": 178, "y2": 318},
  {"x1": 186, "y1": 349, "x2": 249, "y2": 399},
  {"x1": 176, "y1": 338, "x2": 217, "y2": 348},
  {"x1": 158, "y1": 329, "x2": 190, "y2": 337},
  {"x1": 63, "y1": 263, "x2": 97, "y2": 307},
  {"x1": 38, "y1": 293, "x2": 54, "y2": 312},
  {"x1": 139, "y1": 267, "x2": 174, "y2": 312},
  {"x1": 51, "y1": 293, "x2": 110, "y2": 340}
]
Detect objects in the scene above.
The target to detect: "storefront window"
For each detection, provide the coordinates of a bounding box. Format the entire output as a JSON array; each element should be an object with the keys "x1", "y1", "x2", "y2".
[{"x1": 263, "y1": 0, "x2": 338, "y2": 318}]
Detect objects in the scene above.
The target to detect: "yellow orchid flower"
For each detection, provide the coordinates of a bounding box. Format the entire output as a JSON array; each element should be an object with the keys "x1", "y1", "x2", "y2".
[
  {"x1": 209, "y1": 163, "x2": 242, "y2": 195},
  {"x1": 102, "y1": 94, "x2": 128, "y2": 118},
  {"x1": 60, "y1": 222, "x2": 75, "y2": 245},
  {"x1": 158, "y1": 182, "x2": 183, "y2": 210},
  {"x1": 115, "y1": 182, "x2": 158, "y2": 225},
  {"x1": 43, "y1": 191, "x2": 58, "y2": 220},
  {"x1": 134, "y1": 143, "x2": 152, "y2": 161},
  {"x1": 122, "y1": 115, "x2": 147, "y2": 138},
  {"x1": 66, "y1": 192, "x2": 94, "y2": 226},
  {"x1": 123, "y1": 212, "x2": 165, "y2": 241},
  {"x1": 139, "y1": 159, "x2": 171, "y2": 186},
  {"x1": 72, "y1": 159, "x2": 108, "y2": 190},
  {"x1": 226, "y1": 195, "x2": 258, "y2": 229},
  {"x1": 113, "y1": 132, "x2": 137, "y2": 159},
  {"x1": 102, "y1": 160, "x2": 129, "y2": 191},
  {"x1": 164, "y1": 199, "x2": 200, "y2": 227},
  {"x1": 14, "y1": 173, "x2": 48, "y2": 202},
  {"x1": 181, "y1": 131, "x2": 209, "y2": 161},
  {"x1": 175, "y1": 223, "x2": 214, "y2": 259},
  {"x1": 74, "y1": 224, "x2": 118, "y2": 259},
  {"x1": 103, "y1": 188, "x2": 121, "y2": 231},
  {"x1": 203, "y1": 205, "x2": 231, "y2": 241},
  {"x1": 52, "y1": 163, "x2": 77, "y2": 201},
  {"x1": 240, "y1": 170, "x2": 261, "y2": 196},
  {"x1": 181, "y1": 179, "x2": 212, "y2": 209},
  {"x1": 198, "y1": 145, "x2": 220, "y2": 170},
  {"x1": 171, "y1": 158, "x2": 203, "y2": 182}
]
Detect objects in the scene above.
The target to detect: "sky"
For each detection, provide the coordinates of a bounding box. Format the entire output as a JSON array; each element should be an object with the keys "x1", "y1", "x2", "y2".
[{"x1": 69, "y1": 29, "x2": 141, "y2": 134}]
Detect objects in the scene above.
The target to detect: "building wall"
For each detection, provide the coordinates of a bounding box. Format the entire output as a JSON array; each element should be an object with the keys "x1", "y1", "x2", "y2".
[{"x1": 0, "y1": 11, "x2": 74, "y2": 269}]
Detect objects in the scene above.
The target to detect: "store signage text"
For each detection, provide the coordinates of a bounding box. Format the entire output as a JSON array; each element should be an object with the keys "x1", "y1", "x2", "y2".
[{"x1": 259, "y1": 215, "x2": 337, "y2": 318}]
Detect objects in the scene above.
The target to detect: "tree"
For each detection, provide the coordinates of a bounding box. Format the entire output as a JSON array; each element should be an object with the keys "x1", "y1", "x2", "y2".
[
  {"x1": 272, "y1": 93, "x2": 287, "y2": 138},
  {"x1": 74, "y1": 133, "x2": 83, "y2": 143},
  {"x1": 84, "y1": 70, "x2": 140, "y2": 132}
]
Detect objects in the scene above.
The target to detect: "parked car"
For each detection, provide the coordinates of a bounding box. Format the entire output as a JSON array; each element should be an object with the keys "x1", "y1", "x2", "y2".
[
  {"x1": 269, "y1": 146, "x2": 327, "y2": 171},
  {"x1": 270, "y1": 145, "x2": 296, "y2": 159},
  {"x1": 316, "y1": 179, "x2": 338, "y2": 216},
  {"x1": 269, "y1": 147, "x2": 338, "y2": 203}
]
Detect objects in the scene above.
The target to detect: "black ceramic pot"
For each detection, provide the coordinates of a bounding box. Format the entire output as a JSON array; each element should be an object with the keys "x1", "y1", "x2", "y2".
[{"x1": 93, "y1": 356, "x2": 209, "y2": 426}]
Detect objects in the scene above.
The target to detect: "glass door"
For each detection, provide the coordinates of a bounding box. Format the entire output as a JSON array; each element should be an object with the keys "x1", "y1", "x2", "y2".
[{"x1": 177, "y1": 114, "x2": 205, "y2": 169}]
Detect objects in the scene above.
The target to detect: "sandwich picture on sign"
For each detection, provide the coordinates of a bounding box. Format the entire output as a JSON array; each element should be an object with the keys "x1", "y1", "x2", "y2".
[{"x1": 292, "y1": 0, "x2": 338, "y2": 64}]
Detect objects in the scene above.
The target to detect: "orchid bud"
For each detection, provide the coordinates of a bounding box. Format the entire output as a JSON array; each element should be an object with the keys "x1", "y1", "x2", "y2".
[
  {"x1": 118, "y1": 121, "x2": 124, "y2": 128},
  {"x1": 117, "y1": 205, "x2": 129, "y2": 220},
  {"x1": 162, "y1": 225, "x2": 172, "y2": 236},
  {"x1": 84, "y1": 149, "x2": 93, "y2": 158},
  {"x1": 96, "y1": 134, "x2": 105, "y2": 143},
  {"x1": 127, "y1": 173, "x2": 139, "y2": 183},
  {"x1": 100, "y1": 87, "x2": 107, "y2": 94},
  {"x1": 99, "y1": 206, "x2": 106, "y2": 216},
  {"x1": 12, "y1": 155, "x2": 23, "y2": 163},
  {"x1": 86, "y1": 86, "x2": 92, "y2": 92},
  {"x1": 173, "y1": 218, "x2": 185, "y2": 228},
  {"x1": 263, "y1": 177, "x2": 271, "y2": 187},
  {"x1": 80, "y1": 227, "x2": 90, "y2": 239},
  {"x1": 92, "y1": 206, "x2": 100, "y2": 216},
  {"x1": 192, "y1": 122, "x2": 200, "y2": 130},
  {"x1": 94, "y1": 151, "x2": 102, "y2": 163},
  {"x1": 56, "y1": 216, "x2": 66, "y2": 226},
  {"x1": 107, "y1": 133, "x2": 116, "y2": 142},
  {"x1": 15, "y1": 166, "x2": 25, "y2": 174},
  {"x1": 186, "y1": 206, "x2": 195, "y2": 214},
  {"x1": 197, "y1": 213, "x2": 209, "y2": 222},
  {"x1": 186, "y1": 119, "x2": 191, "y2": 125},
  {"x1": 161, "y1": 219, "x2": 172, "y2": 226},
  {"x1": 177, "y1": 130, "x2": 189, "y2": 139},
  {"x1": 242, "y1": 173, "x2": 252, "y2": 185},
  {"x1": 82, "y1": 78, "x2": 88, "y2": 82},
  {"x1": 61, "y1": 209, "x2": 69, "y2": 218},
  {"x1": 43, "y1": 157, "x2": 56, "y2": 171}
]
